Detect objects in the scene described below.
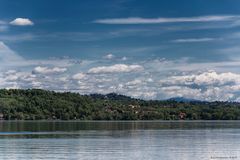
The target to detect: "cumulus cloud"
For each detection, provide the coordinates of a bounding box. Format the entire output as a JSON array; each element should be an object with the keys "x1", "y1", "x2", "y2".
[
  {"x1": 88, "y1": 64, "x2": 143, "y2": 74},
  {"x1": 160, "y1": 71, "x2": 240, "y2": 86},
  {"x1": 158, "y1": 71, "x2": 240, "y2": 101},
  {"x1": 32, "y1": 66, "x2": 67, "y2": 74},
  {"x1": 94, "y1": 15, "x2": 239, "y2": 24},
  {"x1": 72, "y1": 73, "x2": 85, "y2": 80},
  {"x1": 3, "y1": 42, "x2": 240, "y2": 101},
  {"x1": 160, "y1": 85, "x2": 235, "y2": 102},
  {"x1": 10, "y1": 18, "x2": 34, "y2": 26},
  {"x1": 0, "y1": 70, "x2": 38, "y2": 89},
  {"x1": 2, "y1": 66, "x2": 240, "y2": 101}
]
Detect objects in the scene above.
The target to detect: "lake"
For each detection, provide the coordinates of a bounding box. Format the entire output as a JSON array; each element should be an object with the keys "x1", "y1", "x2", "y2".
[{"x1": 0, "y1": 121, "x2": 239, "y2": 160}]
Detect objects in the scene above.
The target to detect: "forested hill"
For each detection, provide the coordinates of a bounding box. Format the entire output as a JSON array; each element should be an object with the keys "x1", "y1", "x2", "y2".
[{"x1": 0, "y1": 89, "x2": 240, "y2": 120}]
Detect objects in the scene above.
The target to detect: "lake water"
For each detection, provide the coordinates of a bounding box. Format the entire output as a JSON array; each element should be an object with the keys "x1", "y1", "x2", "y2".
[{"x1": 0, "y1": 121, "x2": 239, "y2": 160}]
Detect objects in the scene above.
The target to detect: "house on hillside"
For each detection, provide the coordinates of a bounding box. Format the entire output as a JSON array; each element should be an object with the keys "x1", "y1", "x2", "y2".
[{"x1": 179, "y1": 112, "x2": 186, "y2": 120}]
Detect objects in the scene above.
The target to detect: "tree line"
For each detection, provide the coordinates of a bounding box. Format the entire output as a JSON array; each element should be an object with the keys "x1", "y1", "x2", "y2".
[{"x1": 0, "y1": 89, "x2": 239, "y2": 120}]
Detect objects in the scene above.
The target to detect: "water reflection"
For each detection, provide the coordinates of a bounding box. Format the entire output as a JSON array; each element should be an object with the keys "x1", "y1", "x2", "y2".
[
  {"x1": 0, "y1": 121, "x2": 239, "y2": 160},
  {"x1": 0, "y1": 121, "x2": 240, "y2": 132}
]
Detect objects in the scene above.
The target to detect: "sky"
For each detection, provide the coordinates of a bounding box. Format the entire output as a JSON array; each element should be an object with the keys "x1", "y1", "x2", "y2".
[{"x1": 1, "y1": 0, "x2": 240, "y2": 101}]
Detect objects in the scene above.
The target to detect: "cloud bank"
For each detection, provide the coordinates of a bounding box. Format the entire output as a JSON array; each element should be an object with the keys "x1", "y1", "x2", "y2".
[
  {"x1": 32, "y1": 66, "x2": 67, "y2": 74},
  {"x1": 94, "y1": 15, "x2": 239, "y2": 24},
  {"x1": 2, "y1": 42, "x2": 240, "y2": 101},
  {"x1": 88, "y1": 64, "x2": 143, "y2": 74}
]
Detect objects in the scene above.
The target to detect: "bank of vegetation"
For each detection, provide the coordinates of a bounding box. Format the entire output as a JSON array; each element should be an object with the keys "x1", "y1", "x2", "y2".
[{"x1": 0, "y1": 89, "x2": 239, "y2": 120}]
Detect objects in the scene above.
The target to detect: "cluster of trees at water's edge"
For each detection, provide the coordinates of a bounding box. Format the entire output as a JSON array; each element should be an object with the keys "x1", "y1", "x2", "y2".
[{"x1": 0, "y1": 89, "x2": 240, "y2": 120}]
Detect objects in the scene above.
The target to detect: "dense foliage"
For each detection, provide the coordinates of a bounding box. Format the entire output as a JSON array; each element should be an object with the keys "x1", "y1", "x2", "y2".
[{"x1": 0, "y1": 89, "x2": 240, "y2": 120}]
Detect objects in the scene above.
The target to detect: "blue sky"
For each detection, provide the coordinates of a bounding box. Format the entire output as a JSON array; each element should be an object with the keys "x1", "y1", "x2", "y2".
[{"x1": 1, "y1": 0, "x2": 240, "y2": 101}]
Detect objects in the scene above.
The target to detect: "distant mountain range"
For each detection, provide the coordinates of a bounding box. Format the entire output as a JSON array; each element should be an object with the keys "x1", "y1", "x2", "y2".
[{"x1": 91, "y1": 93, "x2": 202, "y2": 102}]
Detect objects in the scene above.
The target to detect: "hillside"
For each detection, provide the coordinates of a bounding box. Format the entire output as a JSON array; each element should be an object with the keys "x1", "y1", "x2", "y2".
[{"x1": 0, "y1": 89, "x2": 240, "y2": 120}]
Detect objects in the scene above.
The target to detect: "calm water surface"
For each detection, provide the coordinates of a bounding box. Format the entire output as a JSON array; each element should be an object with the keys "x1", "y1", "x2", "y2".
[{"x1": 0, "y1": 121, "x2": 239, "y2": 160}]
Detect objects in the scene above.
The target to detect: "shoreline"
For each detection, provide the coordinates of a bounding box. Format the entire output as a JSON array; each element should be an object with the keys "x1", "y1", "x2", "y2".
[{"x1": 1, "y1": 120, "x2": 240, "y2": 122}]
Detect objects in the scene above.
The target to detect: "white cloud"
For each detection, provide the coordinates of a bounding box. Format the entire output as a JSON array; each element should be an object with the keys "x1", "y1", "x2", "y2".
[
  {"x1": 2, "y1": 65, "x2": 240, "y2": 101},
  {"x1": 10, "y1": 18, "x2": 34, "y2": 26},
  {"x1": 103, "y1": 53, "x2": 114, "y2": 59},
  {"x1": 161, "y1": 85, "x2": 236, "y2": 102},
  {"x1": 158, "y1": 71, "x2": 240, "y2": 101},
  {"x1": 94, "y1": 15, "x2": 239, "y2": 24},
  {"x1": 161, "y1": 86, "x2": 202, "y2": 99},
  {"x1": 122, "y1": 56, "x2": 127, "y2": 61},
  {"x1": 3, "y1": 42, "x2": 240, "y2": 101},
  {"x1": 126, "y1": 79, "x2": 142, "y2": 86},
  {"x1": 172, "y1": 38, "x2": 217, "y2": 43},
  {"x1": 160, "y1": 71, "x2": 240, "y2": 86},
  {"x1": 88, "y1": 64, "x2": 143, "y2": 74},
  {"x1": 126, "y1": 90, "x2": 157, "y2": 99},
  {"x1": 0, "y1": 70, "x2": 38, "y2": 89},
  {"x1": 72, "y1": 73, "x2": 85, "y2": 80},
  {"x1": 32, "y1": 66, "x2": 67, "y2": 74}
]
